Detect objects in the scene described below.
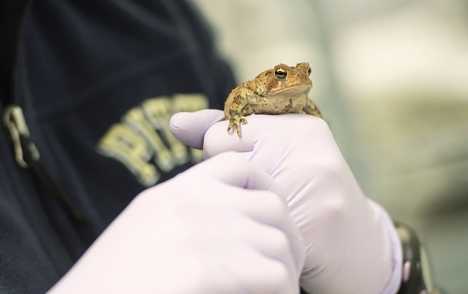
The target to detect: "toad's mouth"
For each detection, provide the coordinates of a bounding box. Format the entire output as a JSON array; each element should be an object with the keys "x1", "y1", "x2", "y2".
[{"x1": 269, "y1": 83, "x2": 312, "y2": 96}]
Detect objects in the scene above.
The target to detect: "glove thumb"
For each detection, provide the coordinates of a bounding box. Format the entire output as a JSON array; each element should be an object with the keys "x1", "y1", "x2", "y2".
[{"x1": 169, "y1": 109, "x2": 224, "y2": 149}]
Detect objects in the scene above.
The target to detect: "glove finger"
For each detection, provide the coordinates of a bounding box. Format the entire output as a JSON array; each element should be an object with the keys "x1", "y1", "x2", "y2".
[
  {"x1": 190, "y1": 153, "x2": 305, "y2": 274},
  {"x1": 169, "y1": 109, "x2": 224, "y2": 149},
  {"x1": 194, "y1": 152, "x2": 277, "y2": 193},
  {"x1": 203, "y1": 114, "x2": 333, "y2": 159},
  {"x1": 202, "y1": 115, "x2": 298, "y2": 159},
  {"x1": 203, "y1": 120, "x2": 253, "y2": 159},
  {"x1": 194, "y1": 207, "x2": 300, "y2": 293},
  {"x1": 222, "y1": 188, "x2": 305, "y2": 277}
]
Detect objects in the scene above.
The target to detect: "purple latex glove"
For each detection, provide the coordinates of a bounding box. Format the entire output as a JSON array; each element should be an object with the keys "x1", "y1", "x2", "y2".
[
  {"x1": 48, "y1": 153, "x2": 305, "y2": 294},
  {"x1": 170, "y1": 110, "x2": 402, "y2": 294}
]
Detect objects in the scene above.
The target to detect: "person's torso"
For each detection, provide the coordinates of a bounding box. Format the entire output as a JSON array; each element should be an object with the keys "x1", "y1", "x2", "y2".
[{"x1": 0, "y1": 0, "x2": 235, "y2": 292}]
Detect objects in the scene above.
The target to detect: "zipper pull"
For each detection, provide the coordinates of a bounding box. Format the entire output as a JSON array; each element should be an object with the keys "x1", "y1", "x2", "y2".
[
  {"x1": 3, "y1": 104, "x2": 93, "y2": 224},
  {"x1": 3, "y1": 104, "x2": 40, "y2": 168}
]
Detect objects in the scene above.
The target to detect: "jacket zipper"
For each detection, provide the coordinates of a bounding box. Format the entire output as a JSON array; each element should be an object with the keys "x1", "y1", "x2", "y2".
[{"x1": 2, "y1": 0, "x2": 92, "y2": 225}]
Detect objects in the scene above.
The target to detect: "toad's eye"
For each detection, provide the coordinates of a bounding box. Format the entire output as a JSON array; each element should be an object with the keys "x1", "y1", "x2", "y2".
[
  {"x1": 307, "y1": 67, "x2": 312, "y2": 76},
  {"x1": 275, "y1": 68, "x2": 287, "y2": 80}
]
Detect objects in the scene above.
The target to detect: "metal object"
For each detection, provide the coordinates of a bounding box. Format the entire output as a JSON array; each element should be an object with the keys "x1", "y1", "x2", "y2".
[{"x1": 3, "y1": 105, "x2": 40, "y2": 168}]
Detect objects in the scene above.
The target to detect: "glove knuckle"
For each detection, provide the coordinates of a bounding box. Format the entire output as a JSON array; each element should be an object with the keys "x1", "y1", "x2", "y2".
[
  {"x1": 215, "y1": 152, "x2": 248, "y2": 168},
  {"x1": 267, "y1": 261, "x2": 291, "y2": 286},
  {"x1": 313, "y1": 160, "x2": 345, "y2": 183},
  {"x1": 297, "y1": 115, "x2": 330, "y2": 134},
  {"x1": 312, "y1": 116, "x2": 331, "y2": 131},
  {"x1": 258, "y1": 191, "x2": 287, "y2": 216},
  {"x1": 269, "y1": 228, "x2": 291, "y2": 254},
  {"x1": 322, "y1": 197, "x2": 349, "y2": 221}
]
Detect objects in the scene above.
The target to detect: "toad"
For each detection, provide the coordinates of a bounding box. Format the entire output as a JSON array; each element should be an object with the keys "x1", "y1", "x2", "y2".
[{"x1": 224, "y1": 62, "x2": 322, "y2": 136}]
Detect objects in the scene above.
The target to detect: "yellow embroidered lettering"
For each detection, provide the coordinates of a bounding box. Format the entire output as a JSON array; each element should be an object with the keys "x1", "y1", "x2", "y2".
[
  {"x1": 142, "y1": 98, "x2": 188, "y2": 166},
  {"x1": 97, "y1": 93, "x2": 209, "y2": 186},
  {"x1": 124, "y1": 107, "x2": 174, "y2": 172},
  {"x1": 98, "y1": 123, "x2": 159, "y2": 186},
  {"x1": 173, "y1": 93, "x2": 209, "y2": 112}
]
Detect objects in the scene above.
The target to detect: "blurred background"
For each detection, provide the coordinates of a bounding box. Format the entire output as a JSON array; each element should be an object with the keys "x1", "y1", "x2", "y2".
[{"x1": 190, "y1": 0, "x2": 468, "y2": 293}]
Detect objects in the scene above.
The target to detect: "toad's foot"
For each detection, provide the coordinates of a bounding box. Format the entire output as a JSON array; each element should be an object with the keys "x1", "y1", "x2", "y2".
[{"x1": 227, "y1": 115, "x2": 247, "y2": 137}]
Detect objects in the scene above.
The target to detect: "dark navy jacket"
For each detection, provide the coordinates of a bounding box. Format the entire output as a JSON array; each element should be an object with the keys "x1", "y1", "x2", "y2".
[{"x1": 0, "y1": 0, "x2": 235, "y2": 293}]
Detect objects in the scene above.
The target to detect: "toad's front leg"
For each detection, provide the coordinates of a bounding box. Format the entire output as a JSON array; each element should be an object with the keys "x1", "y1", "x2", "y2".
[
  {"x1": 227, "y1": 111, "x2": 247, "y2": 137},
  {"x1": 224, "y1": 88, "x2": 255, "y2": 136},
  {"x1": 304, "y1": 97, "x2": 323, "y2": 119}
]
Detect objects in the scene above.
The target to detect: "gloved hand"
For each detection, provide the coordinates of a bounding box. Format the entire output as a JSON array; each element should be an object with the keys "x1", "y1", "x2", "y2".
[
  {"x1": 170, "y1": 110, "x2": 401, "y2": 294},
  {"x1": 48, "y1": 152, "x2": 305, "y2": 294}
]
